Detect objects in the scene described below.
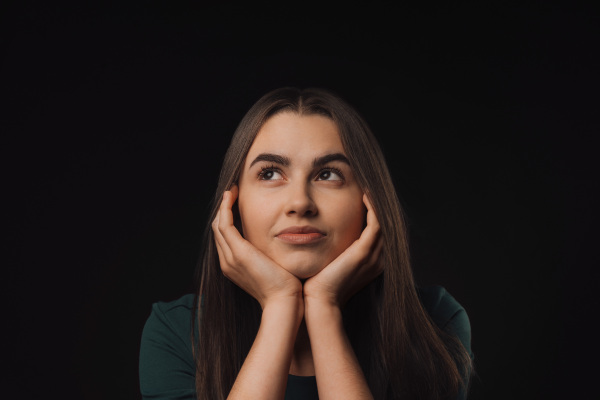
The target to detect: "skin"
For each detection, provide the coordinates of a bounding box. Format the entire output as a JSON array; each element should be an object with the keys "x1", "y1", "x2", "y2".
[{"x1": 212, "y1": 112, "x2": 383, "y2": 399}]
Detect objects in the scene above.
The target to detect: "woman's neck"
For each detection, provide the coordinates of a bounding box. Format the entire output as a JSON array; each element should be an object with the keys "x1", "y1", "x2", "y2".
[{"x1": 289, "y1": 319, "x2": 315, "y2": 376}]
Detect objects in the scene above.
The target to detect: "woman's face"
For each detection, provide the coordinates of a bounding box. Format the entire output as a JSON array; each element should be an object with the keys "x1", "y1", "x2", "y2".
[{"x1": 237, "y1": 112, "x2": 366, "y2": 279}]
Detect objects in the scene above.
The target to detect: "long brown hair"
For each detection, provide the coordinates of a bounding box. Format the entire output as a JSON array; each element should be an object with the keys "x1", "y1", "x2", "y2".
[{"x1": 192, "y1": 87, "x2": 471, "y2": 399}]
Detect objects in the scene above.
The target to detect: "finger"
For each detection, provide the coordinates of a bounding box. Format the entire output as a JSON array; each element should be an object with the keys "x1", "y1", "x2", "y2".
[
  {"x1": 212, "y1": 210, "x2": 234, "y2": 263},
  {"x1": 215, "y1": 235, "x2": 245, "y2": 286},
  {"x1": 335, "y1": 194, "x2": 381, "y2": 268},
  {"x1": 211, "y1": 209, "x2": 220, "y2": 237},
  {"x1": 218, "y1": 190, "x2": 245, "y2": 247},
  {"x1": 214, "y1": 233, "x2": 227, "y2": 271},
  {"x1": 217, "y1": 189, "x2": 265, "y2": 270},
  {"x1": 218, "y1": 189, "x2": 237, "y2": 230},
  {"x1": 213, "y1": 205, "x2": 259, "y2": 295},
  {"x1": 369, "y1": 236, "x2": 384, "y2": 274},
  {"x1": 362, "y1": 193, "x2": 380, "y2": 233},
  {"x1": 346, "y1": 235, "x2": 385, "y2": 299},
  {"x1": 229, "y1": 184, "x2": 239, "y2": 200},
  {"x1": 220, "y1": 189, "x2": 236, "y2": 221},
  {"x1": 373, "y1": 235, "x2": 384, "y2": 260}
]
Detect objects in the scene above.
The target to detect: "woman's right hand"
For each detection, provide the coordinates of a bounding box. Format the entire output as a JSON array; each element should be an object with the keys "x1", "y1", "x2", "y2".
[
  {"x1": 212, "y1": 185, "x2": 303, "y2": 310},
  {"x1": 215, "y1": 186, "x2": 304, "y2": 400}
]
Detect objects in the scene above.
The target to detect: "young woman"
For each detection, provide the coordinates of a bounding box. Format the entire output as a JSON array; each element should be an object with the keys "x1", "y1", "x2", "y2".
[{"x1": 139, "y1": 87, "x2": 473, "y2": 400}]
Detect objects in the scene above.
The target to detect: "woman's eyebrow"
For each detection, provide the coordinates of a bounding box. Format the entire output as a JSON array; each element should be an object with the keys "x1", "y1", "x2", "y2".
[
  {"x1": 313, "y1": 153, "x2": 350, "y2": 167},
  {"x1": 248, "y1": 152, "x2": 349, "y2": 168},
  {"x1": 249, "y1": 153, "x2": 290, "y2": 168}
]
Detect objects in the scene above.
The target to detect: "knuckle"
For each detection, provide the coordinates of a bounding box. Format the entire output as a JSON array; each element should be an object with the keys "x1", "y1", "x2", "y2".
[
  {"x1": 220, "y1": 263, "x2": 232, "y2": 276},
  {"x1": 231, "y1": 253, "x2": 242, "y2": 266},
  {"x1": 225, "y1": 252, "x2": 236, "y2": 265},
  {"x1": 219, "y1": 218, "x2": 232, "y2": 233}
]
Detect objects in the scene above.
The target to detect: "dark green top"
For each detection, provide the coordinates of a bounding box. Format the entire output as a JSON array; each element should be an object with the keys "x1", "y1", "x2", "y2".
[{"x1": 139, "y1": 285, "x2": 472, "y2": 399}]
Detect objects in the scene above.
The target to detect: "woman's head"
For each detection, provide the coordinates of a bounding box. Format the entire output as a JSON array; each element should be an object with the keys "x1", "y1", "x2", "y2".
[{"x1": 210, "y1": 87, "x2": 411, "y2": 282}]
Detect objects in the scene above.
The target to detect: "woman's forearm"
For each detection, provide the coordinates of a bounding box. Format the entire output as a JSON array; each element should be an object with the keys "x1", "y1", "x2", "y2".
[
  {"x1": 304, "y1": 300, "x2": 373, "y2": 400},
  {"x1": 228, "y1": 296, "x2": 303, "y2": 400}
]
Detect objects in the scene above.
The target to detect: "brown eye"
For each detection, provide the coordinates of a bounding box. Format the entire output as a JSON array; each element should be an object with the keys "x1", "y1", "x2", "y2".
[
  {"x1": 258, "y1": 167, "x2": 283, "y2": 181},
  {"x1": 263, "y1": 171, "x2": 274, "y2": 179},
  {"x1": 316, "y1": 168, "x2": 343, "y2": 181}
]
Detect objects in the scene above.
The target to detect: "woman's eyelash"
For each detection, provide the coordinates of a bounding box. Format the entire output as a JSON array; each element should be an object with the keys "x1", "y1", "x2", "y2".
[
  {"x1": 257, "y1": 164, "x2": 282, "y2": 180},
  {"x1": 256, "y1": 165, "x2": 345, "y2": 181},
  {"x1": 317, "y1": 166, "x2": 345, "y2": 180}
]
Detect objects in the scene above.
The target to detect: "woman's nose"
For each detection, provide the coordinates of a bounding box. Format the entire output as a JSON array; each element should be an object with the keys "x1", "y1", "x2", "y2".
[{"x1": 285, "y1": 182, "x2": 317, "y2": 217}]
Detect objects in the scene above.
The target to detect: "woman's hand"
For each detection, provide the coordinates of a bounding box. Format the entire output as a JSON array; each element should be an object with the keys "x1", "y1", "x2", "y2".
[
  {"x1": 303, "y1": 193, "x2": 383, "y2": 308},
  {"x1": 216, "y1": 187, "x2": 305, "y2": 399},
  {"x1": 301, "y1": 194, "x2": 381, "y2": 400},
  {"x1": 212, "y1": 185, "x2": 303, "y2": 310}
]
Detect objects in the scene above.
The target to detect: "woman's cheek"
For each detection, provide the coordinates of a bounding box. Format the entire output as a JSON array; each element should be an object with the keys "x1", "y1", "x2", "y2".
[
  {"x1": 341, "y1": 200, "x2": 366, "y2": 237},
  {"x1": 238, "y1": 196, "x2": 270, "y2": 244}
]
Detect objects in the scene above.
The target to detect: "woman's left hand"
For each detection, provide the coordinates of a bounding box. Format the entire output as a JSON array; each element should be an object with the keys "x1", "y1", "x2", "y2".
[{"x1": 303, "y1": 193, "x2": 383, "y2": 308}]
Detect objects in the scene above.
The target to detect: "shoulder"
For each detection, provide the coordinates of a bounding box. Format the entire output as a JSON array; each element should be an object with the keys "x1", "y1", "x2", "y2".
[
  {"x1": 143, "y1": 293, "x2": 196, "y2": 336},
  {"x1": 417, "y1": 285, "x2": 473, "y2": 359},
  {"x1": 139, "y1": 294, "x2": 197, "y2": 399},
  {"x1": 141, "y1": 294, "x2": 197, "y2": 352}
]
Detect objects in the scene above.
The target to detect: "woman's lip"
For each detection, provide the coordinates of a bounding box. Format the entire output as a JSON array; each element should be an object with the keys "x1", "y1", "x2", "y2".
[
  {"x1": 277, "y1": 226, "x2": 325, "y2": 235},
  {"x1": 276, "y1": 226, "x2": 326, "y2": 244},
  {"x1": 276, "y1": 232, "x2": 326, "y2": 244}
]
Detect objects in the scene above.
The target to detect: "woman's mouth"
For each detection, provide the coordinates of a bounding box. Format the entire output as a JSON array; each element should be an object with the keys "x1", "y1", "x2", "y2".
[{"x1": 276, "y1": 226, "x2": 326, "y2": 244}]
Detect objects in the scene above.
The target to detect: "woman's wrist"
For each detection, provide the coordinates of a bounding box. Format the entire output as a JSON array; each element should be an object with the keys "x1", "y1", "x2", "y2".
[
  {"x1": 256, "y1": 275, "x2": 303, "y2": 308},
  {"x1": 262, "y1": 291, "x2": 305, "y2": 325},
  {"x1": 303, "y1": 296, "x2": 343, "y2": 327}
]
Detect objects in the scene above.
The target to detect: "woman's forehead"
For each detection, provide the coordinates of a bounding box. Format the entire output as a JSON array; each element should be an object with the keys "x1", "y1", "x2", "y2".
[{"x1": 245, "y1": 112, "x2": 345, "y2": 163}]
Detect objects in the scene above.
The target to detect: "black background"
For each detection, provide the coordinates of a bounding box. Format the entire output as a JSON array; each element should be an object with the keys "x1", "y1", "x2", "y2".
[{"x1": 3, "y1": 1, "x2": 598, "y2": 399}]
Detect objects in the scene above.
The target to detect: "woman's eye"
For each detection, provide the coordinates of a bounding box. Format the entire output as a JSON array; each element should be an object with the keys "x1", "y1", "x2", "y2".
[
  {"x1": 259, "y1": 168, "x2": 283, "y2": 181},
  {"x1": 317, "y1": 169, "x2": 343, "y2": 181}
]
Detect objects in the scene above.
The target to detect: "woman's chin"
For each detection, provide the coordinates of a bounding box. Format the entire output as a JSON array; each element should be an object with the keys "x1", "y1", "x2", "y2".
[{"x1": 280, "y1": 263, "x2": 325, "y2": 280}]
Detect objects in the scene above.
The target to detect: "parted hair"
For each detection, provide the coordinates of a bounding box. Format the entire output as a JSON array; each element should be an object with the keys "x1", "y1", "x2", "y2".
[{"x1": 192, "y1": 87, "x2": 471, "y2": 399}]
